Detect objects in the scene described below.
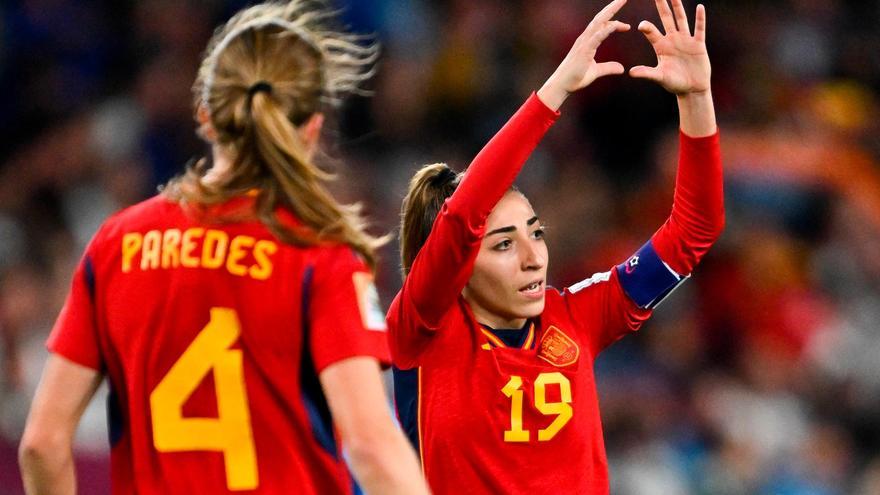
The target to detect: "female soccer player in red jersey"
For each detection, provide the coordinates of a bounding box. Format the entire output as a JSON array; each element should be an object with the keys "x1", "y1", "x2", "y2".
[
  {"x1": 390, "y1": 0, "x2": 722, "y2": 493},
  {"x1": 18, "y1": 2, "x2": 429, "y2": 494}
]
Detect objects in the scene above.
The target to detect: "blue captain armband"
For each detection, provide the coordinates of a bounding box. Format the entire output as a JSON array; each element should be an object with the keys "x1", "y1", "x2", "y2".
[{"x1": 616, "y1": 241, "x2": 687, "y2": 309}]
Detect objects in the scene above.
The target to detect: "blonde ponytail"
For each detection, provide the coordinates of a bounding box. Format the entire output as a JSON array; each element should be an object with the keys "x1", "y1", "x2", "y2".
[{"x1": 164, "y1": 0, "x2": 385, "y2": 268}]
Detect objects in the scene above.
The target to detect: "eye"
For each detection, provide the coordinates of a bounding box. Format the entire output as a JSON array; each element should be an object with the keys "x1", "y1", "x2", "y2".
[
  {"x1": 531, "y1": 228, "x2": 545, "y2": 240},
  {"x1": 493, "y1": 239, "x2": 512, "y2": 251}
]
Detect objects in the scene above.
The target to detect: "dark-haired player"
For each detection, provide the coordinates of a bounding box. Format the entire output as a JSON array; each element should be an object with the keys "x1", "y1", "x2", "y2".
[{"x1": 390, "y1": 0, "x2": 723, "y2": 493}]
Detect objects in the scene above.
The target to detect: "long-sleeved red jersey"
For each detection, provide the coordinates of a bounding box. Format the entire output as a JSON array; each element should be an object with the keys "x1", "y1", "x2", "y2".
[{"x1": 389, "y1": 93, "x2": 723, "y2": 494}]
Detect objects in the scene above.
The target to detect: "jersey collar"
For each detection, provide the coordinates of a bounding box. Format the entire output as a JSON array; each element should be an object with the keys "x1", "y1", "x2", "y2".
[{"x1": 479, "y1": 321, "x2": 536, "y2": 350}]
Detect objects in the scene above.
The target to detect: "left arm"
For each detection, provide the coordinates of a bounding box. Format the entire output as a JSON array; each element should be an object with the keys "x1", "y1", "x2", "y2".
[
  {"x1": 19, "y1": 355, "x2": 102, "y2": 495},
  {"x1": 308, "y1": 248, "x2": 428, "y2": 493},
  {"x1": 320, "y1": 357, "x2": 429, "y2": 495},
  {"x1": 628, "y1": 0, "x2": 723, "y2": 280},
  {"x1": 631, "y1": 1, "x2": 715, "y2": 136},
  {"x1": 566, "y1": 1, "x2": 724, "y2": 355}
]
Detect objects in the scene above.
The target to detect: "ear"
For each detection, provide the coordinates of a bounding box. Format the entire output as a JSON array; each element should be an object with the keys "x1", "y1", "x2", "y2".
[
  {"x1": 196, "y1": 103, "x2": 218, "y2": 142},
  {"x1": 299, "y1": 112, "x2": 325, "y2": 159}
]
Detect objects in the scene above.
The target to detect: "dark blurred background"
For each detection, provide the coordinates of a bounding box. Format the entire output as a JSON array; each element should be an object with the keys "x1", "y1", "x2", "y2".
[{"x1": 2, "y1": 0, "x2": 880, "y2": 493}]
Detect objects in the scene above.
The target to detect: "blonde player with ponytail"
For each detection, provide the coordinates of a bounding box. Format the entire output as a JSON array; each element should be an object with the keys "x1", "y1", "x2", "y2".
[{"x1": 19, "y1": 2, "x2": 429, "y2": 494}]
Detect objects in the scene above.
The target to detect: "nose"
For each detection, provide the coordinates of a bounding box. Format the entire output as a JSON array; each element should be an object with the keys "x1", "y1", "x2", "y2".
[{"x1": 520, "y1": 240, "x2": 546, "y2": 272}]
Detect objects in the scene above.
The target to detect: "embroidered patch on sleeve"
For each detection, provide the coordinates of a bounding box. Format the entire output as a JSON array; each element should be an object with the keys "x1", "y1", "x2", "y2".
[{"x1": 352, "y1": 272, "x2": 387, "y2": 331}]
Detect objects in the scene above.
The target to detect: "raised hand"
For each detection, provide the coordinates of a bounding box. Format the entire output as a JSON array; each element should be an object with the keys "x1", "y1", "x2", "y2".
[
  {"x1": 630, "y1": 0, "x2": 710, "y2": 95},
  {"x1": 538, "y1": 0, "x2": 630, "y2": 110}
]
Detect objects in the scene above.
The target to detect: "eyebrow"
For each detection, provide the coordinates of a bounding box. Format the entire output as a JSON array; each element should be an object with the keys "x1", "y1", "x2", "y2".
[{"x1": 486, "y1": 216, "x2": 540, "y2": 236}]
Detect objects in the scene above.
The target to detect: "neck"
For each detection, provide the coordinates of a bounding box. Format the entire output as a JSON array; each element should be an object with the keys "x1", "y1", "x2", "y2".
[
  {"x1": 468, "y1": 303, "x2": 527, "y2": 330},
  {"x1": 203, "y1": 145, "x2": 235, "y2": 187}
]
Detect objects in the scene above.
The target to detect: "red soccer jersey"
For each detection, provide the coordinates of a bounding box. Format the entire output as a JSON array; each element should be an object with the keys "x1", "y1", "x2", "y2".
[
  {"x1": 389, "y1": 94, "x2": 723, "y2": 494},
  {"x1": 47, "y1": 195, "x2": 391, "y2": 494},
  {"x1": 391, "y1": 274, "x2": 651, "y2": 494}
]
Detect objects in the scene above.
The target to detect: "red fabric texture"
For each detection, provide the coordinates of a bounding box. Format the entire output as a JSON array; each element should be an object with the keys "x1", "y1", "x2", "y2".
[{"x1": 651, "y1": 131, "x2": 725, "y2": 275}]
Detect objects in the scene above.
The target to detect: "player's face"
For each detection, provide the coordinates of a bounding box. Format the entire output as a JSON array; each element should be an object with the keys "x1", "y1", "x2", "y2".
[{"x1": 463, "y1": 191, "x2": 548, "y2": 329}]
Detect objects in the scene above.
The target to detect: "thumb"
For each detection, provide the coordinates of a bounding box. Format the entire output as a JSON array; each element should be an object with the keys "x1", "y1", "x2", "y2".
[
  {"x1": 595, "y1": 61, "x2": 625, "y2": 78},
  {"x1": 629, "y1": 65, "x2": 662, "y2": 82}
]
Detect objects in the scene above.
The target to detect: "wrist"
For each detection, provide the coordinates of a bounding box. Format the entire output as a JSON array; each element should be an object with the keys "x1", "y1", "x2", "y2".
[
  {"x1": 676, "y1": 87, "x2": 712, "y2": 101},
  {"x1": 677, "y1": 89, "x2": 717, "y2": 137},
  {"x1": 537, "y1": 76, "x2": 570, "y2": 112}
]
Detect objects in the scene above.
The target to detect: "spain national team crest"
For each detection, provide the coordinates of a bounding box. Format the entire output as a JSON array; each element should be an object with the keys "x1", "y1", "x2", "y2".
[{"x1": 537, "y1": 326, "x2": 579, "y2": 367}]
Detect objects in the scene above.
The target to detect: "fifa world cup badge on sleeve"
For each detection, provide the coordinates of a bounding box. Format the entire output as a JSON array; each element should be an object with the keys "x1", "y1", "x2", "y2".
[
  {"x1": 537, "y1": 326, "x2": 579, "y2": 367},
  {"x1": 353, "y1": 272, "x2": 387, "y2": 331}
]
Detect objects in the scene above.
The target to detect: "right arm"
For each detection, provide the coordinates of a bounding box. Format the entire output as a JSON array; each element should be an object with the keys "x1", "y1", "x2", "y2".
[
  {"x1": 19, "y1": 355, "x2": 102, "y2": 495},
  {"x1": 395, "y1": 0, "x2": 632, "y2": 341},
  {"x1": 320, "y1": 357, "x2": 429, "y2": 495},
  {"x1": 396, "y1": 94, "x2": 559, "y2": 333},
  {"x1": 21, "y1": 248, "x2": 105, "y2": 495}
]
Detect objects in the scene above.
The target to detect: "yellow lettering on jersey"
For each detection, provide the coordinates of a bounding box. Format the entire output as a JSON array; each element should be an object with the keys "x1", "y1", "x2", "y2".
[
  {"x1": 534, "y1": 372, "x2": 573, "y2": 441},
  {"x1": 150, "y1": 308, "x2": 258, "y2": 490},
  {"x1": 501, "y1": 372, "x2": 573, "y2": 443},
  {"x1": 181, "y1": 228, "x2": 204, "y2": 268},
  {"x1": 501, "y1": 376, "x2": 530, "y2": 442},
  {"x1": 202, "y1": 230, "x2": 229, "y2": 269},
  {"x1": 120, "y1": 228, "x2": 277, "y2": 281},
  {"x1": 226, "y1": 235, "x2": 254, "y2": 277},
  {"x1": 161, "y1": 229, "x2": 181, "y2": 269},
  {"x1": 141, "y1": 230, "x2": 162, "y2": 270},
  {"x1": 249, "y1": 240, "x2": 277, "y2": 280},
  {"x1": 121, "y1": 232, "x2": 143, "y2": 273}
]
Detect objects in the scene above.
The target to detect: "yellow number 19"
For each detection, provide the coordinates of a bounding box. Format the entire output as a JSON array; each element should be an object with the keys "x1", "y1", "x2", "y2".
[
  {"x1": 150, "y1": 307, "x2": 258, "y2": 491},
  {"x1": 502, "y1": 372, "x2": 573, "y2": 442}
]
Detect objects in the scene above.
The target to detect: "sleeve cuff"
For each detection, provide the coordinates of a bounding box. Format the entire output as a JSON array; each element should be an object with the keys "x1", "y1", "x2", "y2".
[
  {"x1": 527, "y1": 91, "x2": 562, "y2": 120},
  {"x1": 680, "y1": 128, "x2": 720, "y2": 145},
  {"x1": 314, "y1": 344, "x2": 392, "y2": 375},
  {"x1": 45, "y1": 343, "x2": 103, "y2": 372}
]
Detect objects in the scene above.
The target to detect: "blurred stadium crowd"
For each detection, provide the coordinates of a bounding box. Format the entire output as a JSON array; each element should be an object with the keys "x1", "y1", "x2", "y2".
[{"x1": 2, "y1": 0, "x2": 880, "y2": 493}]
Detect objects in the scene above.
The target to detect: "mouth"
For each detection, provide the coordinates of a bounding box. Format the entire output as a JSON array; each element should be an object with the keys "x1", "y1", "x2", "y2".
[{"x1": 518, "y1": 280, "x2": 545, "y2": 298}]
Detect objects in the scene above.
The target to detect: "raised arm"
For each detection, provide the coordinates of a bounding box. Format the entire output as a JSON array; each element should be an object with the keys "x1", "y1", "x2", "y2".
[
  {"x1": 618, "y1": 0, "x2": 723, "y2": 310},
  {"x1": 565, "y1": 1, "x2": 722, "y2": 356},
  {"x1": 630, "y1": 1, "x2": 716, "y2": 137},
  {"x1": 400, "y1": 0, "x2": 632, "y2": 332}
]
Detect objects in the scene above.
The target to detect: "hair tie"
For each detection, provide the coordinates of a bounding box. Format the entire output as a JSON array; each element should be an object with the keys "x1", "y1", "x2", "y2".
[
  {"x1": 431, "y1": 167, "x2": 457, "y2": 187},
  {"x1": 247, "y1": 81, "x2": 273, "y2": 98}
]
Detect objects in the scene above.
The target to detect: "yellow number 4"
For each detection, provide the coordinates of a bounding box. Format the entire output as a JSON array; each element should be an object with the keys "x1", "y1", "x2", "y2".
[
  {"x1": 502, "y1": 372, "x2": 573, "y2": 442},
  {"x1": 150, "y1": 307, "x2": 258, "y2": 491}
]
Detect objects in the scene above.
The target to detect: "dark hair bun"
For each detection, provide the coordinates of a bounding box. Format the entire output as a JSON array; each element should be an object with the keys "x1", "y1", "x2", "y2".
[{"x1": 430, "y1": 166, "x2": 458, "y2": 187}]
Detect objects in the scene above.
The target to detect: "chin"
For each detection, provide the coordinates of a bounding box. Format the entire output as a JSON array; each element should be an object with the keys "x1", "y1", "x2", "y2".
[{"x1": 520, "y1": 298, "x2": 546, "y2": 318}]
